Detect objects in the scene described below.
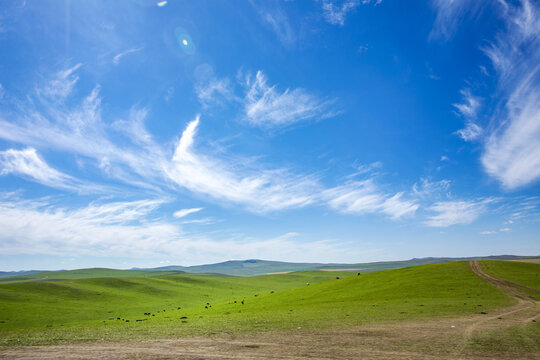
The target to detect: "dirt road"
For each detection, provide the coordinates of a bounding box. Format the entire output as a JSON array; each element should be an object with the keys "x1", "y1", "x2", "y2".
[{"x1": 1, "y1": 261, "x2": 538, "y2": 360}]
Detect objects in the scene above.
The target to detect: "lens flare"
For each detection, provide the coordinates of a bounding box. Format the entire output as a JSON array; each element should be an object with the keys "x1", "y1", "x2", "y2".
[
  {"x1": 174, "y1": 27, "x2": 196, "y2": 55},
  {"x1": 157, "y1": 1, "x2": 167, "y2": 7}
]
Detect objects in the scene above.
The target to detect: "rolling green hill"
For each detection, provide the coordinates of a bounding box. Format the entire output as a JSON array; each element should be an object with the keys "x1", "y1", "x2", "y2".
[
  {"x1": 480, "y1": 260, "x2": 540, "y2": 298},
  {"x1": 142, "y1": 255, "x2": 540, "y2": 276},
  {"x1": 0, "y1": 261, "x2": 520, "y2": 346}
]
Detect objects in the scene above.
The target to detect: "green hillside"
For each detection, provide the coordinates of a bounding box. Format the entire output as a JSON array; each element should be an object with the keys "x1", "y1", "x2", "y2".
[
  {"x1": 148, "y1": 256, "x2": 540, "y2": 276},
  {"x1": 0, "y1": 268, "x2": 188, "y2": 283},
  {"x1": 0, "y1": 261, "x2": 516, "y2": 346},
  {"x1": 480, "y1": 261, "x2": 540, "y2": 297}
]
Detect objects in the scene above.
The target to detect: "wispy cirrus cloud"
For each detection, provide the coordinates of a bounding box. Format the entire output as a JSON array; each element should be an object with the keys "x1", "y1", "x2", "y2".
[
  {"x1": 0, "y1": 195, "x2": 377, "y2": 264},
  {"x1": 165, "y1": 116, "x2": 319, "y2": 212},
  {"x1": 429, "y1": 0, "x2": 483, "y2": 41},
  {"x1": 173, "y1": 207, "x2": 203, "y2": 218},
  {"x1": 435, "y1": 0, "x2": 540, "y2": 189},
  {"x1": 37, "y1": 63, "x2": 82, "y2": 101},
  {"x1": 322, "y1": 179, "x2": 418, "y2": 220},
  {"x1": 0, "y1": 148, "x2": 104, "y2": 193},
  {"x1": 261, "y1": 7, "x2": 296, "y2": 46},
  {"x1": 412, "y1": 178, "x2": 452, "y2": 199},
  {"x1": 454, "y1": 88, "x2": 483, "y2": 141},
  {"x1": 243, "y1": 70, "x2": 335, "y2": 128},
  {"x1": 249, "y1": 0, "x2": 297, "y2": 46},
  {"x1": 425, "y1": 199, "x2": 494, "y2": 227},
  {"x1": 0, "y1": 69, "x2": 168, "y2": 193},
  {"x1": 0, "y1": 64, "x2": 428, "y2": 222},
  {"x1": 113, "y1": 47, "x2": 143, "y2": 65},
  {"x1": 480, "y1": 0, "x2": 540, "y2": 189},
  {"x1": 195, "y1": 77, "x2": 235, "y2": 107},
  {"x1": 321, "y1": 0, "x2": 381, "y2": 26}
]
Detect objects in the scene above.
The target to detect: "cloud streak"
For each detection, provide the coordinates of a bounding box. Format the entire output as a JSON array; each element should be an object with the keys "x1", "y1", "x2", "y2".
[
  {"x1": 173, "y1": 207, "x2": 203, "y2": 218},
  {"x1": 321, "y1": 0, "x2": 381, "y2": 26},
  {"x1": 425, "y1": 199, "x2": 493, "y2": 227},
  {"x1": 113, "y1": 47, "x2": 143, "y2": 65},
  {"x1": 165, "y1": 116, "x2": 319, "y2": 212},
  {"x1": 243, "y1": 71, "x2": 335, "y2": 128},
  {"x1": 322, "y1": 180, "x2": 418, "y2": 219},
  {"x1": 480, "y1": 0, "x2": 540, "y2": 189},
  {"x1": 0, "y1": 195, "x2": 378, "y2": 264},
  {"x1": 0, "y1": 148, "x2": 105, "y2": 193}
]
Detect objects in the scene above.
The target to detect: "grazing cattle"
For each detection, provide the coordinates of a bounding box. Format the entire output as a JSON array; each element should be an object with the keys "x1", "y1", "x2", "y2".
[
  {"x1": 336, "y1": 277, "x2": 340, "y2": 279},
  {"x1": 306, "y1": 283, "x2": 310, "y2": 286},
  {"x1": 205, "y1": 306, "x2": 208, "y2": 308},
  {"x1": 180, "y1": 316, "x2": 188, "y2": 319},
  {"x1": 177, "y1": 307, "x2": 181, "y2": 310},
  {"x1": 270, "y1": 290, "x2": 274, "y2": 293},
  {"x1": 125, "y1": 320, "x2": 130, "y2": 322},
  {"x1": 254, "y1": 294, "x2": 258, "y2": 297},
  {"x1": 234, "y1": 301, "x2": 237, "y2": 303},
  {"x1": 357, "y1": 273, "x2": 361, "y2": 276},
  {"x1": 241, "y1": 299, "x2": 244, "y2": 305}
]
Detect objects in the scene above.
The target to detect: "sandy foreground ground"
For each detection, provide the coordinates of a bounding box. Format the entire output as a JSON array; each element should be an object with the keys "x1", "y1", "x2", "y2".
[{"x1": 1, "y1": 261, "x2": 538, "y2": 360}]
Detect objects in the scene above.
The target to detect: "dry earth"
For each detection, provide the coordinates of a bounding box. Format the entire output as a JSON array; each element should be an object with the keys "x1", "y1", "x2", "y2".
[{"x1": 1, "y1": 261, "x2": 538, "y2": 360}]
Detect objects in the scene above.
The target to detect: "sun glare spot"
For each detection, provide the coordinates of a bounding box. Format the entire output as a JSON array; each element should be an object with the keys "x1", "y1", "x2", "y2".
[
  {"x1": 182, "y1": 39, "x2": 188, "y2": 46},
  {"x1": 157, "y1": 1, "x2": 167, "y2": 7}
]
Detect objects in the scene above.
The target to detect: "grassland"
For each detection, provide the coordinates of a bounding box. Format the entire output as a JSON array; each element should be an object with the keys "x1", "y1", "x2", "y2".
[
  {"x1": 0, "y1": 261, "x2": 518, "y2": 347},
  {"x1": 480, "y1": 260, "x2": 540, "y2": 298}
]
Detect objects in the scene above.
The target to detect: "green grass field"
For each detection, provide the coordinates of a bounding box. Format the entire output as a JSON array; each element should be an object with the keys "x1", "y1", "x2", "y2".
[
  {"x1": 480, "y1": 260, "x2": 540, "y2": 297},
  {"x1": 1, "y1": 261, "x2": 522, "y2": 347}
]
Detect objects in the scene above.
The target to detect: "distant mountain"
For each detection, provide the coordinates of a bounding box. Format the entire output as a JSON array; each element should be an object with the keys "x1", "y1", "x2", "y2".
[
  {"x1": 0, "y1": 270, "x2": 41, "y2": 278},
  {"x1": 137, "y1": 255, "x2": 539, "y2": 276},
  {"x1": 2, "y1": 255, "x2": 537, "y2": 279}
]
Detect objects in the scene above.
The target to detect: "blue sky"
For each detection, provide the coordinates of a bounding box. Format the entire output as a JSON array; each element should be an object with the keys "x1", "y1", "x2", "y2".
[{"x1": 0, "y1": 0, "x2": 539, "y2": 270}]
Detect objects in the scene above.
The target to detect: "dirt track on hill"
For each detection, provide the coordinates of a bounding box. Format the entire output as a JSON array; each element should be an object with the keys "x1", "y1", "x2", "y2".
[{"x1": 2, "y1": 261, "x2": 538, "y2": 360}]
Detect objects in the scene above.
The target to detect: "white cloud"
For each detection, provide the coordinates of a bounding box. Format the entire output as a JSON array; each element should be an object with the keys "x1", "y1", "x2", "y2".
[
  {"x1": 480, "y1": 230, "x2": 496, "y2": 235},
  {"x1": 0, "y1": 148, "x2": 103, "y2": 193},
  {"x1": 0, "y1": 197, "x2": 177, "y2": 258},
  {"x1": 321, "y1": 0, "x2": 380, "y2": 26},
  {"x1": 243, "y1": 70, "x2": 334, "y2": 128},
  {"x1": 262, "y1": 9, "x2": 295, "y2": 46},
  {"x1": 113, "y1": 47, "x2": 143, "y2": 65},
  {"x1": 457, "y1": 122, "x2": 483, "y2": 141},
  {"x1": 173, "y1": 207, "x2": 203, "y2": 218},
  {"x1": 480, "y1": 0, "x2": 540, "y2": 189},
  {"x1": 0, "y1": 83, "x2": 4, "y2": 101},
  {"x1": 412, "y1": 178, "x2": 451, "y2": 199},
  {"x1": 322, "y1": 180, "x2": 418, "y2": 219},
  {"x1": 37, "y1": 63, "x2": 82, "y2": 101},
  {"x1": 425, "y1": 199, "x2": 492, "y2": 227},
  {"x1": 0, "y1": 196, "x2": 378, "y2": 264},
  {"x1": 454, "y1": 89, "x2": 483, "y2": 141},
  {"x1": 499, "y1": 227, "x2": 511, "y2": 232},
  {"x1": 165, "y1": 116, "x2": 319, "y2": 212},
  {"x1": 195, "y1": 77, "x2": 234, "y2": 107},
  {"x1": 347, "y1": 161, "x2": 383, "y2": 178},
  {"x1": 0, "y1": 70, "x2": 169, "y2": 192},
  {"x1": 250, "y1": 0, "x2": 296, "y2": 46},
  {"x1": 453, "y1": 89, "x2": 481, "y2": 119},
  {"x1": 429, "y1": 0, "x2": 482, "y2": 41},
  {"x1": 0, "y1": 65, "x2": 418, "y2": 222}
]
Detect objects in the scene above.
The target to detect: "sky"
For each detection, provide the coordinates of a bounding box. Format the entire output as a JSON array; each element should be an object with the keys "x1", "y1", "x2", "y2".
[{"x1": 0, "y1": 0, "x2": 539, "y2": 271}]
